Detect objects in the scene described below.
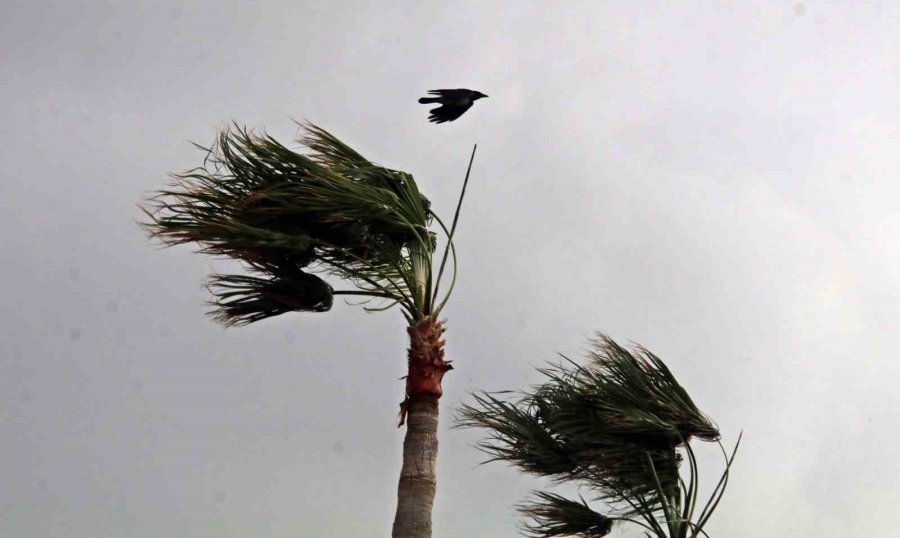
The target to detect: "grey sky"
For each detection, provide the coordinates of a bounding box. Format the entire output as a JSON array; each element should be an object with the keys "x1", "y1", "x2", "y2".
[{"x1": 2, "y1": 1, "x2": 899, "y2": 536}]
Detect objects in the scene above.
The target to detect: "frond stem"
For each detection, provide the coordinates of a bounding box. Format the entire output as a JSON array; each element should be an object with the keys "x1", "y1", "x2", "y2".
[{"x1": 432, "y1": 144, "x2": 476, "y2": 306}]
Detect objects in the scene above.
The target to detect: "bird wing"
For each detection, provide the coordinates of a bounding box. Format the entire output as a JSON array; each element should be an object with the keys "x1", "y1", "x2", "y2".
[
  {"x1": 427, "y1": 89, "x2": 472, "y2": 99},
  {"x1": 428, "y1": 102, "x2": 473, "y2": 123}
]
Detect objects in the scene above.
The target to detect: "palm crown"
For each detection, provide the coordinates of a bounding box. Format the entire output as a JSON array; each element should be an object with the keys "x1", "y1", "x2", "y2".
[
  {"x1": 457, "y1": 334, "x2": 739, "y2": 538},
  {"x1": 144, "y1": 122, "x2": 466, "y2": 326}
]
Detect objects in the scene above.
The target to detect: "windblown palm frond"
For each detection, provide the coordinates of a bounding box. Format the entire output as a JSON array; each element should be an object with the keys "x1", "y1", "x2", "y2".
[
  {"x1": 457, "y1": 334, "x2": 739, "y2": 538},
  {"x1": 459, "y1": 390, "x2": 579, "y2": 477},
  {"x1": 142, "y1": 122, "x2": 454, "y2": 325},
  {"x1": 518, "y1": 491, "x2": 613, "y2": 538}
]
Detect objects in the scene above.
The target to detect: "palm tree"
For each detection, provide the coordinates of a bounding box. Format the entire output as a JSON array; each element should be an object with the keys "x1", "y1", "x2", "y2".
[
  {"x1": 457, "y1": 334, "x2": 741, "y2": 538},
  {"x1": 142, "y1": 122, "x2": 476, "y2": 538}
]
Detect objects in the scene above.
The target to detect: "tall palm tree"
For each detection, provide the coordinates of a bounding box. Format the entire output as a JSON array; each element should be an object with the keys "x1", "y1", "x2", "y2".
[
  {"x1": 142, "y1": 122, "x2": 475, "y2": 538},
  {"x1": 458, "y1": 334, "x2": 740, "y2": 538}
]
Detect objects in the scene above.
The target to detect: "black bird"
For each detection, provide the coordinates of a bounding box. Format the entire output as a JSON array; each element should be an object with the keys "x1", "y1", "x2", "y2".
[{"x1": 418, "y1": 88, "x2": 488, "y2": 123}]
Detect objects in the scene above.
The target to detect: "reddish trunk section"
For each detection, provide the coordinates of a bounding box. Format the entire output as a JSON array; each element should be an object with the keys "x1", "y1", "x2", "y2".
[{"x1": 399, "y1": 317, "x2": 452, "y2": 426}]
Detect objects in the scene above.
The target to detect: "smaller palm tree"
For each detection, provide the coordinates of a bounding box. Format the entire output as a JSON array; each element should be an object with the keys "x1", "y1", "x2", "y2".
[{"x1": 457, "y1": 334, "x2": 740, "y2": 538}]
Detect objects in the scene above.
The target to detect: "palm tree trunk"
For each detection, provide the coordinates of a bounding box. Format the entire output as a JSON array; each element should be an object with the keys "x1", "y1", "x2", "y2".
[
  {"x1": 392, "y1": 317, "x2": 451, "y2": 538},
  {"x1": 392, "y1": 398, "x2": 439, "y2": 538}
]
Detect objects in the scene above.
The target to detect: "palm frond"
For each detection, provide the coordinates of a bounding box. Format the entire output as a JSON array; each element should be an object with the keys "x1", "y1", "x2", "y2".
[
  {"x1": 457, "y1": 391, "x2": 578, "y2": 477},
  {"x1": 208, "y1": 271, "x2": 332, "y2": 326},
  {"x1": 518, "y1": 491, "x2": 614, "y2": 537}
]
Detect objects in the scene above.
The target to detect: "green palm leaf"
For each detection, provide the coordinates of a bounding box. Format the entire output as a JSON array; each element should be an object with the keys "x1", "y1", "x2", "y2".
[{"x1": 518, "y1": 491, "x2": 614, "y2": 537}]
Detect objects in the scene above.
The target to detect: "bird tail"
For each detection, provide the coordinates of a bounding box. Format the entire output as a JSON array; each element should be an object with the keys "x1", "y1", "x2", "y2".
[{"x1": 418, "y1": 97, "x2": 440, "y2": 104}]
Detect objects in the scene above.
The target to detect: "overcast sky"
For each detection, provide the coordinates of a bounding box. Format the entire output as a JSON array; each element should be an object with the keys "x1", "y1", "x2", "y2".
[{"x1": 3, "y1": 1, "x2": 899, "y2": 536}]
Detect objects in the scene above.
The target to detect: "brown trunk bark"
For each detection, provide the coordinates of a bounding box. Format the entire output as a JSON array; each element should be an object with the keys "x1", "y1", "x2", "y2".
[{"x1": 391, "y1": 317, "x2": 451, "y2": 538}]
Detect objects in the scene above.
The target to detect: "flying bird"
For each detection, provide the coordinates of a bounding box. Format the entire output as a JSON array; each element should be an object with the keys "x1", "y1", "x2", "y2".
[{"x1": 418, "y1": 88, "x2": 488, "y2": 123}]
